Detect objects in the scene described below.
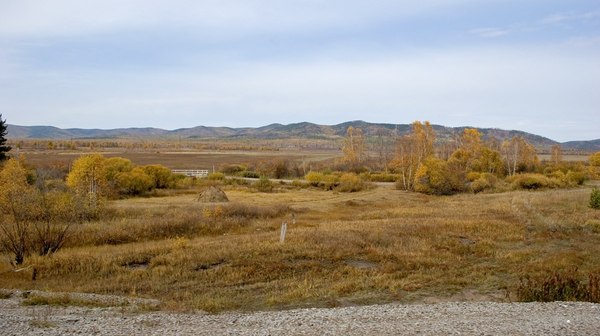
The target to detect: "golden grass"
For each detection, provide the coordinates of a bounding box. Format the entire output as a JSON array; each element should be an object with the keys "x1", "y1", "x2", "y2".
[{"x1": 2, "y1": 183, "x2": 600, "y2": 312}]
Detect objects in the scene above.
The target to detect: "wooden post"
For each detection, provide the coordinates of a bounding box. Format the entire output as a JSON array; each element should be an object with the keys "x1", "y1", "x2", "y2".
[{"x1": 280, "y1": 222, "x2": 287, "y2": 243}]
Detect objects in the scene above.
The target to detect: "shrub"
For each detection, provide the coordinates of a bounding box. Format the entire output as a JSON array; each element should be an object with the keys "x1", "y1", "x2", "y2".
[
  {"x1": 466, "y1": 172, "x2": 481, "y2": 182},
  {"x1": 220, "y1": 164, "x2": 247, "y2": 175},
  {"x1": 142, "y1": 164, "x2": 174, "y2": 189},
  {"x1": 365, "y1": 172, "x2": 400, "y2": 183},
  {"x1": 115, "y1": 168, "x2": 153, "y2": 195},
  {"x1": 336, "y1": 173, "x2": 366, "y2": 192},
  {"x1": 516, "y1": 269, "x2": 600, "y2": 303},
  {"x1": 590, "y1": 152, "x2": 600, "y2": 167},
  {"x1": 291, "y1": 179, "x2": 308, "y2": 189},
  {"x1": 240, "y1": 171, "x2": 260, "y2": 178},
  {"x1": 509, "y1": 173, "x2": 550, "y2": 190},
  {"x1": 566, "y1": 171, "x2": 587, "y2": 186},
  {"x1": 591, "y1": 188, "x2": 600, "y2": 209},
  {"x1": 254, "y1": 176, "x2": 274, "y2": 193},
  {"x1": 414, "y1": 158, "x2": 466, "y2": 195},
  {"x1": 207, "y1": 172, "x2": 226, "y2": 181},
  {"x1": 305, "y1": 171, "x2": 324, "y2": 186}
]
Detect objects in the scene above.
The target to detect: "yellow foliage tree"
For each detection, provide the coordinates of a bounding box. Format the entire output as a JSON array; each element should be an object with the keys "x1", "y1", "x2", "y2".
[
  {"x1": 342, "y1": 126, "x2": 365, "y2": 169},
  {"x1": 0, "y1": 158, "x2": 35, "y2": 264},
  {"x1": 551, "y1": 144, "x2": 563, "y2": 165},
  {"x1": 66, "y1": 154, "x2": 108, "y2": 197},
  {"x1": 115, "y1": 167, "x2": 153, "y2": 195},
  {"x1": 142, "y1": 164, "x2": 173, "y2": 189},
  {"x1": 501, "y1": 136, "x2": 539, "y2": 176},
  {"x1": 589, "y1": 152, "x2": 600, "y2": 167},
  {"x1": 0, "y1": 158, "x2": 80, "y2": 264},
  {"x1": 413, "y1": 157, "x2": 465, "y2": 195},
  {"x1": 449, "y1": 128, "x2": 502, "y2": 175},
  {"x1": 390, "y1": 121, "x2": 436, "y2": 190}
]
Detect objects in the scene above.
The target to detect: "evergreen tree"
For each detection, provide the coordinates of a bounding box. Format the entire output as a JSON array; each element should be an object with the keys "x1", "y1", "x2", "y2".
[{"x1": 0, "y1": 113, "x2": 11, "y2": 161}]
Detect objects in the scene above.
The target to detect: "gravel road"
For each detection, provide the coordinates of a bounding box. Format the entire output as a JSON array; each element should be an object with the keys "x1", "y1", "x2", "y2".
[{"x1": 1, "y1": 290, "x2": 600, "y2": 335}]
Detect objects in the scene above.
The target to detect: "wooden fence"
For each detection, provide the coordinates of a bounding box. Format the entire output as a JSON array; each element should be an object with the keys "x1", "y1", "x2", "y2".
[{"x1": 171, "y1": 169, "x2": 210, "y2": 178}]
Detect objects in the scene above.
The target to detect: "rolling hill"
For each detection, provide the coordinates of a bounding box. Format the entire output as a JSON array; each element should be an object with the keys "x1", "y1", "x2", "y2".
[{"x1": 6, "y1": 121, "x2": 598, "y2": 151}]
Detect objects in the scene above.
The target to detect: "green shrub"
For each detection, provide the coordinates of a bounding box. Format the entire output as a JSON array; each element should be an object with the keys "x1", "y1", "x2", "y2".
[
  {"x1": 254, "y1": 176, "x2": 274, "y2": 193},
  {"x1": 240, "y1": 171, "x2": 260, "y2": 178},
  {"x1": 591, "y1": 188, "x2": 600, "y2": 209}
]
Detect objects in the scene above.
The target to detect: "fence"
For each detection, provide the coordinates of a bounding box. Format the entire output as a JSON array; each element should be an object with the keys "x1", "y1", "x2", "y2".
[{"x1": 172, "y1": 169, "x2": 210, "y2": 178}]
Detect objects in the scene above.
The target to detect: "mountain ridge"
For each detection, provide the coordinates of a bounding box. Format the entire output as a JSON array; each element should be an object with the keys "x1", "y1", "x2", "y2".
[{"x1": 6, "y1": 121, "x2": 599, "y2": 151}]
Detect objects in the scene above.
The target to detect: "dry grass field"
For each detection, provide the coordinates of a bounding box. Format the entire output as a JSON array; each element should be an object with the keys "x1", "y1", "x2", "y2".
[
  {"x1": 2, "y1": 178, "x2": 599, "y2": 312},
  {"x1": 19, "y1": 149, "x2": 337, "y2": 171}
]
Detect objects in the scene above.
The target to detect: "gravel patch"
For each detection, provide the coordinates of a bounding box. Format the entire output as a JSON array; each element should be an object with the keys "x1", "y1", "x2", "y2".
[{"x1": 1, "y1": 290, "x2": 600, "y2": 335}]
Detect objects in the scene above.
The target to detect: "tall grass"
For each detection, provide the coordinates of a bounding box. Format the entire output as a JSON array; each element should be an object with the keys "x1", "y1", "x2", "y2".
[{"x1": 1, "y1": 186, "x2": 600, "y2": 312}]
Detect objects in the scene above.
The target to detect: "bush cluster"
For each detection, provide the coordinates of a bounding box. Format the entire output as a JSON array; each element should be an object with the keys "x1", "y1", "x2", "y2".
[
  {"x1": 304, "y1": 172, "x2": 369, "y2": 192},
  {"x1": 253, "y1": 176, "x2": 274, "y2": 193},
  {"x1": 508, "y1": 171, "x2": 589, "y2": 191},
  {"x1": 591, "y1": 188, "x2": 600, "y2": 209},
  {"x1": 468, "y1": 172, "x2": 498, "y2": 193},
  {"x1": 516, "y1": 269, "x2": 600, "y2": 303}
]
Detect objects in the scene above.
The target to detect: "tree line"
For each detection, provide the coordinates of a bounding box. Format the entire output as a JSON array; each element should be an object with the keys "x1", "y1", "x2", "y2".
[{"x1": 341, "y1": 121, "x2": 597, "y2": 194}]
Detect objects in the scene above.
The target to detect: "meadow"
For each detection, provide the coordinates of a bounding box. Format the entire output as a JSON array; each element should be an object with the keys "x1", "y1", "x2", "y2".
[{"x1": 1, "y1": 161, "x2": 599, "y2": 312}]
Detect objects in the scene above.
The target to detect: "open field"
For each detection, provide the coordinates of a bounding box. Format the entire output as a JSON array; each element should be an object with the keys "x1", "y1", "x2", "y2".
[
  {"x1": 2, "y1": 180, "x2": 600, "y2": 312},
  {"x1": 16, "y1": 149, "x2": 338, "y2": 171}
]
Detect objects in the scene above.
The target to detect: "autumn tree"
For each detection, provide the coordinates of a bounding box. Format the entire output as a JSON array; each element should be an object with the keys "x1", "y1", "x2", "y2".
[
  {"x1": 0, "y1": 113, "x2": 11, "y2": 161},
  {"x1": 590, "y1": 152, "x2": 600, "y2": 167},
  {"x1": 142, "y1": 164, "x2": 173, "y2": 188},
  {"x1": 501, "y1": 136, "x2": 539, "y2": 176},
  {"x1": 342, "y1": 126, "x2": 366, "y2": 170},
  {"x1": 66, "y1": 154, "x2": 108, "y2": 213},
  {"x1": 102, "y1": 157, "x2": 134, "y2": 197},
  {"x1": 32, "y1": 190, "x2": 82, "y2": 257},
  {"x1": 0, "y1": 158, "x2": 82, "y2": 264},
  {"x1": 551, "y1": 144, "x2": 563, "y2": 165},
  {"x1": 590, "y1": 152, "x2": 600, "y2": 179},
  {"x1": 115, "y1": 167, "x2": 154, "y2": 195},
  {"x1": 449, "y1": 129, "x2": 503, "y2": 175},
  {"x1": 389, "y1": 121, "x2": 436, "y2": 190},
  {"x1": 413, "y1": 157, "x2": 465, "y2": 195},
  {"x1": 0, "y1": 158, "x2": 34, "y2": 264},
  {"x1": 375, "y1": 128, "x2": 394, "y2": 171}
]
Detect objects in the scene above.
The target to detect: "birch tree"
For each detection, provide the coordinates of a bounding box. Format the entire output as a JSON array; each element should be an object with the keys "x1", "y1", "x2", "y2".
[
  {"x1": 390, "y1": 121, "x2": 436, "y2": 190},
  {"x1": 342, "y1": 126, "x2": 366, "y2": 170},
  {"x1": 501, "y1": 136, "x2": 539, "y2": 176}
]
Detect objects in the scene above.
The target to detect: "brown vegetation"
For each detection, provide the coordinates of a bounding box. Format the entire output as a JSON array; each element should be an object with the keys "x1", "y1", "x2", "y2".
[
  {"x1": 2, "y1": 179, "x2": 600, "y2": 312},
  {"x1": 1, "y1": 134, "x2": 600, "y2": 313}
]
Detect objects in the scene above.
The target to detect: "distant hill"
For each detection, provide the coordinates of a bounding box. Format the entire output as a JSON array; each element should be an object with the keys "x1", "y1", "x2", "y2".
[
  {"x1": 561, "y1": 139, "x2": 600, "y2": 152},
  {"x1": 6, "y1": 121, "x2": 598, "y2": 151}
]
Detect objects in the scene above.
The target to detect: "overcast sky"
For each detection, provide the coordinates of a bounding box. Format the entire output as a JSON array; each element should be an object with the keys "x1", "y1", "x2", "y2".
[{"x1": 1, "y1": 0, "x2": 599, "y2": 141}]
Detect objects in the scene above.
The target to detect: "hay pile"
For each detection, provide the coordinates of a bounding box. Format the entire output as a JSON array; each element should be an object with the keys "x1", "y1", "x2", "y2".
[{"x1": 197, "y1": 186, "x2": 229, "y2": 203}]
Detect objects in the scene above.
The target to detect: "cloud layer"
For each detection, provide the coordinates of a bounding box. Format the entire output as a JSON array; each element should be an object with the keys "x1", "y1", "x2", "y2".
[{"x1": 1, "y1": 0, "x2": 599, "y2": 141}]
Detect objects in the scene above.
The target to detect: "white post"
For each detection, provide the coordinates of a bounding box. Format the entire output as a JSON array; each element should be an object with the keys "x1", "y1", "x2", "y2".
[{"x1": 280, "y1": 222, "x2": 287, "y2": 243}]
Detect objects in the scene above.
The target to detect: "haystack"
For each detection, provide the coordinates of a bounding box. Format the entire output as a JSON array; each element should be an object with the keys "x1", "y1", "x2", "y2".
[{"x1": 197, "y1": 186, "x2": 229, "y2": 203}]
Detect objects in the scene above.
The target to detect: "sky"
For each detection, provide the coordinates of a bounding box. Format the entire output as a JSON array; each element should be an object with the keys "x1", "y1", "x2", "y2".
[{"x1": 0, "y1": 0, "x2": 599, "y2": 142}]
